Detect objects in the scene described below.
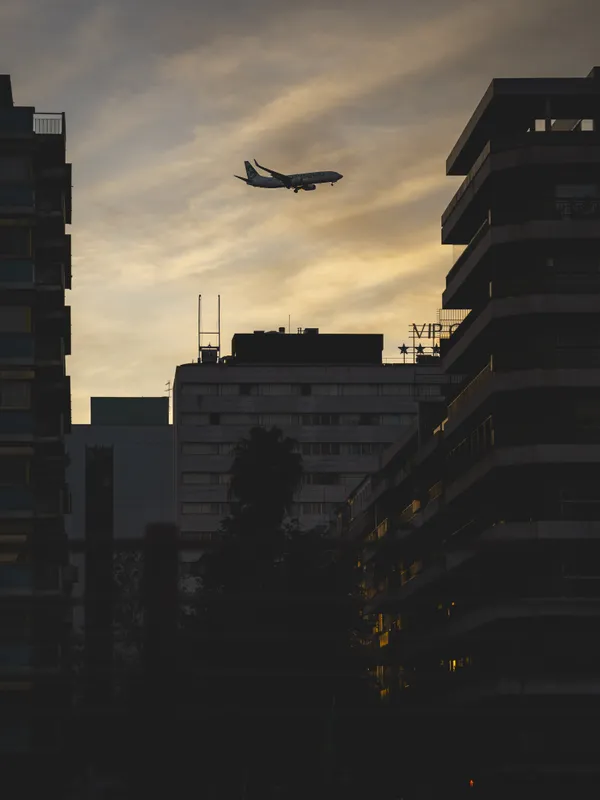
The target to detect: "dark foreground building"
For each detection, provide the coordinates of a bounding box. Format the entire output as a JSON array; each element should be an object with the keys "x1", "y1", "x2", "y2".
[
  {"x1": 342, "y1": 67, "x2": 600, "y2": 798},
  {"x1": 0, "y1": 76, "x2": 73, "y2": 791}
]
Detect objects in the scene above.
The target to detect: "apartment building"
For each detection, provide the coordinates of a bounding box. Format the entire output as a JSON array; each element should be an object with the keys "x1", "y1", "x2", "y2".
[
  {"x1": 340, "y1": 66, "x2": 600, "y2": 798},
  {"x1": 173, "y1": 329, "x2": 446, "y2": 552},
  {"x1": 0, "y1": 75, "x2": 73, "y2": 789}
]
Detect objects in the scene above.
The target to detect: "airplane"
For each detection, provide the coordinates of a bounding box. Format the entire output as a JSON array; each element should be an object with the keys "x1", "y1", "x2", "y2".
[{"x1": 234, "y1": 160, "x2": 343, "y2": 193}]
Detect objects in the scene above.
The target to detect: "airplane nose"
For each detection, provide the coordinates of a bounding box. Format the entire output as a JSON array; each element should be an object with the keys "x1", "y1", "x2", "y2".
[{"x1": 336, "y1": 173, "x2": 343, "y2": 180}]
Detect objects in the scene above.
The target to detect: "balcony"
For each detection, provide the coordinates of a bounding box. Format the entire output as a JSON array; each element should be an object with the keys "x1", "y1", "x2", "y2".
[
  {"x1": 445, "y1": 197, "x2": 600, "y2": 307},
  {"x1": 36, "y1": 262, "x2": 64, "y2": 290},
  {"x1": 554, "y1": 196, "x2": 600, "y2": 220},
  {"x1": 447, "y1": 362, "x2": 493, "y2": 420},
  {"x1": 494, "y1": 273, "x2": 600, "y2": 297},
  {"x1": 36, "y1": 190, "x2": 66, "y2": 221},
  {"x1": 447, "y1": 218, "x2": 490, "y2": 285},
  {"x1": 33, "y1": 114, "x2": 63, "y2": 136},
  {"x1": 443, "y1": 132, "x2": 600, "y2": 229},
  {"x1": 446, "y1": 415, "x2": 495, "y2": 479},
  {"x1": 398, "y1": 500, "x2": 421, "y2": 526},
  {"x1": 35, "y1": 338, "x2": 64, "y2": 366}
]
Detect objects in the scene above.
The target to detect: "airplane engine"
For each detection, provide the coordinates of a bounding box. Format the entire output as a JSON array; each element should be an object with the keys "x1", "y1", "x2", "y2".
[{"x1": 303, "y1": 184, "x2": 317, "y2": 191}]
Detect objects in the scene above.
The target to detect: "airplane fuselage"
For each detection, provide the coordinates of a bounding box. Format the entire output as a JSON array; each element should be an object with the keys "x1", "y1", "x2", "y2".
[
  {"x1": 235, "y1": 160, "x2": 343, "y2": 191},
  {"x1": 249, "y1": 171, "x2": 343, "y2": 189}
]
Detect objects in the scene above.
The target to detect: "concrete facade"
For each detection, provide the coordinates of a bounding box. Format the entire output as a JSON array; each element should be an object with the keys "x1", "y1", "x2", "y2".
[{"x1": 173, "y1": 331, "x2": 447, "y2": 550}]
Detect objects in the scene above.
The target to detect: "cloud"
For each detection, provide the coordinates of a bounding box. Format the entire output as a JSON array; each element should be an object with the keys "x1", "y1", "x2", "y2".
[{"x1": 2, "y1": 0, "x2": 599, "y2": 421}]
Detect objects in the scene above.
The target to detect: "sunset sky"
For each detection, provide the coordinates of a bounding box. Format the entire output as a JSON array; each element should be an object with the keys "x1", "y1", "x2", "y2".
[{"x1": 1, "y1": 0, "x2": 598, "y2": 422}]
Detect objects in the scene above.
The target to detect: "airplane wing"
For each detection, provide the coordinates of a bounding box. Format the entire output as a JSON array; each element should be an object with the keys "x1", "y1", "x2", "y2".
[{"x1": 254, "y1": 159, "x2": 292, "y2": 188}]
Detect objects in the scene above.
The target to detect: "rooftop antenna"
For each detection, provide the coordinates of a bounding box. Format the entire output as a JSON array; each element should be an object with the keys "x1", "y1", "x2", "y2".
[{"x1": 198, "y1": 293, "x2": 221, "y2": 364}]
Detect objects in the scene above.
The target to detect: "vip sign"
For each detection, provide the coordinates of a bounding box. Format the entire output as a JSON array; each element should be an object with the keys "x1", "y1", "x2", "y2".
[{"x1": 410, "y1": 322, "x2": 462, "y2": 340}]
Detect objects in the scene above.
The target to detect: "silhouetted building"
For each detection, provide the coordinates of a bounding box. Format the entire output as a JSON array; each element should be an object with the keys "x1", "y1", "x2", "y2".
[
  {"x1": 173, "y1": 328, "x2": 447, "y2": 565},
  {"x1": 342, "y1": 66, "x2": 600, "y2": 798},
  {"x1": 66, "y1": 396, "x2": 174, "y2": 650},
  {"x1": 0, "y1": 75, "x2": 73, "y2": 787}
]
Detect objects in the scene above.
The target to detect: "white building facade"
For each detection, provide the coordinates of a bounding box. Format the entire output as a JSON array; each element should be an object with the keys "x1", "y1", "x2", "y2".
[{"x1": 174, "y1": 330, "x2": 446, "y2": 544}]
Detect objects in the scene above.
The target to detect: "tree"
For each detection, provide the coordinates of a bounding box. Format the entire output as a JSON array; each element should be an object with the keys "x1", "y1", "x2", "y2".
[
  {"x1": 204, "y1": 426, "x2": 303, "y2": 594},
  {"x1": 188, "y1": 426, "x2": 368, "y2": 799}
]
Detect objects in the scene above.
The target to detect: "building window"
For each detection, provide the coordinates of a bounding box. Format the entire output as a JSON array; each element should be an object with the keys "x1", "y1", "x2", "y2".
[
  {"x1": 300, "y1": 384, "x2": 312, "y2": 396},
  {"x1": 0, "y1": 381, "x2": 31, "y2": 409},
  {"x1": 0, "y1": 156, "x2": 31, "y2": 182},
  {"x1": 291, "y1": 502, "x2": 336, "y2": 516},
  {"x1": 0, "y1": 456, "x2": 29, "y2": 486},
  {"x1": 358, "y1": 413, "x2": 380, "y2": 425},
  {"x1": 341, "y1": 384, "x2": 378, "y2": 396},
  {"x1": 180, "y1": 383, "x2": 219, "y2": 396},
  {"x1": 303, "y1": 473, "x2": 340, "y2": 486},
  {"x1": 0, "y1": 307, "x2": 31, "y2": 333},
  {"x1": 555, "y1": 184, "x2": 599, "y2": 198},
  {"x1": 181, "y1": 502, "x2": 230, "y2": 515},
  {"x1": 181, "y1": 442, "x2": 219, "y2": 455},
  {"x1": 301, "y1": 442, "x2": 341, "y2": 456},
  {"x1": 209, "y1": 413, "x2": 220, "y2": 425},
  {"x1": 381, "y1": 414, "x2": 414, "y2": 425},
  {"x1": 311, "y1": 384, "x2": 339, "y2": 396},
  {"x1": 379, "y1": 384, "x2": 413, "y2": 396},
  {"x1": 345, "y1": 443, "x2": 381, "y2": 456},
  {"x1": 417, "y1": 385, "x2": 442, "y2": 396},
  {"x1": 0, "y1": 226, "x2": 31, "y2": 257},
  {"x1": 220, "y1": 384, "x2": 239, "y2": 395},
  {"x1": 239, "y1": 384, "x2": 258, "y2": 396},
  {"x1": 220, "y1": 413, "x2": 258, "y2": 425},
  {"x1": 258, "y1": 414, "x2": 292, "y2": 427},
  {"x1": 301, "y1": 413, "x2": 340, "y2": 426},
  {"x1": 181, "y1": 473, "x2": 221, "y2": 485},
  {"x1": 259, "y1": 384, "x2": 293, "y2": 395}
]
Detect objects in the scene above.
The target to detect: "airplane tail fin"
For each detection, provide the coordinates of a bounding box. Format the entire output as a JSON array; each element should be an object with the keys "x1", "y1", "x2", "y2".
[
  {"x1": 244, "y1": 160, "x2": 260, "y2": 180},
  {"x1": 234, "y1": 175, "x2": 249, "y2": 183}
]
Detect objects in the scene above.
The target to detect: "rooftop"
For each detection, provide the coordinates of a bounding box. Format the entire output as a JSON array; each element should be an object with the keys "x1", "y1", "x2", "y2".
[
  {"x1": 230, "y1": 328, "x2": 384, "y2": 365},
  {"x1": 447, "y1": 66, "x2": 600, "y2": 175}
]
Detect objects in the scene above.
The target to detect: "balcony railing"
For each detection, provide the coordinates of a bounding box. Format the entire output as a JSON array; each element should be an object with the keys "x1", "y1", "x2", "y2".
[
  {"x1": 447, "y1": 218, "x2": 490, "y2": 285},
  {"x1": 428, "y1": 481, "x2": 444, "y2": 501},
  {"x1": 398, "y1": 500, "x2": 421, "y2": 525},
  {"x1": 554, "y1": 196, "x2": 600, "y2": 220},
  {"x1": 447, "y1": 362, "x2": 492, "y2": 419},
  {"x1": 33, "y1": 114, "x2": 63, "y2": 136}
]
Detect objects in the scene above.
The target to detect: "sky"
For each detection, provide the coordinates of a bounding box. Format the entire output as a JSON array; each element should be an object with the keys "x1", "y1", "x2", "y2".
[{"x1": 1, "y1": 0, "x2": 599, "y2": 422}]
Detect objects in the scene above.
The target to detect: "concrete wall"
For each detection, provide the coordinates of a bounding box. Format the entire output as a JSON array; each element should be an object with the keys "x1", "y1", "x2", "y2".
[{"x1": 66, "y1": 424, "x2": 175, "y2": 541}]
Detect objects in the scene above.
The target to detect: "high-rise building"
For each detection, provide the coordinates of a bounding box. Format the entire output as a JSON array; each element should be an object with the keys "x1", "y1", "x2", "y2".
[
  {"x1": 173, "y1": 328, "x2": 446, "y2": 555},
  {"x1": 343, "y1": 66, "x2": 600, "y2": 797},
  {"x1": 0, "y1": 75, "x2": 73, "y2": 784}
]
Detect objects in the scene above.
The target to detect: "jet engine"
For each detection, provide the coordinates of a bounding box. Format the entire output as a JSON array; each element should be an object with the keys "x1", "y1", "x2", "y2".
[{"x1": 303, "y1": 184, "x2": 316, "y2": 191}]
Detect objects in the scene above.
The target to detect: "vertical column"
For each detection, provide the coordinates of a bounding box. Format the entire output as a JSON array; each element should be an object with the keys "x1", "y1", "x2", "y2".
[{"x1": 84, "y1": 445, "x2": 114, "y2": 707}]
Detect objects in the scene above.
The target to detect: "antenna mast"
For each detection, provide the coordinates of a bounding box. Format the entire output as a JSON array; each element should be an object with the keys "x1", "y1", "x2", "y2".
[
  {"x1": 197, "y1": 294, "x2": 222, "y2": 364},
  {"x1": 198, "y1": 294, "x2": 202, "y2": 361}
]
